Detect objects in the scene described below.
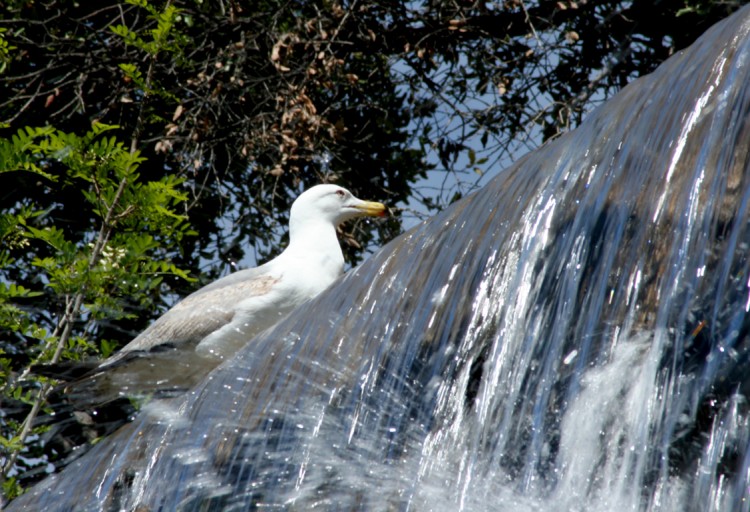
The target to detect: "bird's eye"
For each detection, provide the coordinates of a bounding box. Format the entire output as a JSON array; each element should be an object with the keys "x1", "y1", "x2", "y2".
[{"x1": 335, "y1": 189, "x2": 346, "y2": 197}]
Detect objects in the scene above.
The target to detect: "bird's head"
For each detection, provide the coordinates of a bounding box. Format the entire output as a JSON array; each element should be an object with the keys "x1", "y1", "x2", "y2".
[{"x1": 290, "y1": 184, "x2": 388, "y2": 227}]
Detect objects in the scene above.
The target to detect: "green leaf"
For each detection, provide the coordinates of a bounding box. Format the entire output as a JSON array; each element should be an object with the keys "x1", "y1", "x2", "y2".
[{"x1": 100, "y1": 339, "x2": 119, "y2": 358}]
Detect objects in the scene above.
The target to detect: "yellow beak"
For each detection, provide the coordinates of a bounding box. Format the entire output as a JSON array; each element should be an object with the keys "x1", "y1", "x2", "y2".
[{"x1": 352, "y1": 200, "x2": 388, "y2": 218}]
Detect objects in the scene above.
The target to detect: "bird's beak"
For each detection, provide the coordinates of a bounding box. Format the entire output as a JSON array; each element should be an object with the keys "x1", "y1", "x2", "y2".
[{"x1": 352, "y1": 199, "x2": 388, "y2": 218}]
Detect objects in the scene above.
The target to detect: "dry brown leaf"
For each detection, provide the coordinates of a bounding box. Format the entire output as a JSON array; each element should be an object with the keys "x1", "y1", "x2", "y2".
[{"x1": 172, "y1": 105, "x2": 184, "y2": 121}]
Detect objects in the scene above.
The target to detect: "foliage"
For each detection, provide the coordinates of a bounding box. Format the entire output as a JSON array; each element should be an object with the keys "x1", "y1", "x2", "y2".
[
  {"x1": 0, "y1": 1, "x2": 744, "y2": 238},
  {"x1": 0, "y1": 0, "x2": 747, "y2": 502},
  {"x1": 0, "y1": 121, "x2": 194, "y2": 496},
  {"x1": 0, "y1": 27, "x2": 13, "y2": 76},
  {"x1": 0, "y1": 1, "x2": 196, "y2": 498}
]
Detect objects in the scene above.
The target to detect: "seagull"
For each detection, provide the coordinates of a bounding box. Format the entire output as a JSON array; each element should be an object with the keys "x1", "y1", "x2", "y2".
[{"x1": 38, "y1": 184, "x2": 387, "y2": 406}]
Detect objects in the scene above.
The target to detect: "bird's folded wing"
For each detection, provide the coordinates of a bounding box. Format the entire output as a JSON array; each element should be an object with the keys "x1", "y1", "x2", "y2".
[
  {"x1": 38, "y1": 269, "x2": 282, "y2": 406},
  {"x1": 109, "y1": 269, "x2": 281, "y2": 359}
]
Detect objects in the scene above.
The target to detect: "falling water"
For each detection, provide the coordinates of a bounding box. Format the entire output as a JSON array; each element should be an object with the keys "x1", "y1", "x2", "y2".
[{"x1": 8, "y1": 6, "x2": 750, "y2": 511}]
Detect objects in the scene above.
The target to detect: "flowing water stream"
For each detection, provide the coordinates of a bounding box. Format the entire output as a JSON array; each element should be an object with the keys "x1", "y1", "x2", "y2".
[{"x1": 8, "y1": 6, "x2": 750, "y2": 511}]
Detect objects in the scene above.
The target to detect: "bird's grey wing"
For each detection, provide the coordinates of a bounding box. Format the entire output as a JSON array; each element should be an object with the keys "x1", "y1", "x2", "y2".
[
  {"x1": 186, "y1": 263, "x2": 273, "y2": 297},
  {"x1": 110, "y1": 267, "x2": 281, "y2": 359},
  {"x1": 52, "y1": 269, "x2": 281, "y2": 406}
]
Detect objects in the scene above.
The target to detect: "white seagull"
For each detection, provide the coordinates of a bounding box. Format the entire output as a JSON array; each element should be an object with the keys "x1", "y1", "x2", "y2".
[{"x1": 43, "y1": 184, "x2": 387, "y2": 405}]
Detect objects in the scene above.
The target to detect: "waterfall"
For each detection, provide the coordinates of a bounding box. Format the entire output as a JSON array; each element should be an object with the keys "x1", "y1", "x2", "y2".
[{"x1": 8, "y1": 6, "x2": 750, "y2": 511}]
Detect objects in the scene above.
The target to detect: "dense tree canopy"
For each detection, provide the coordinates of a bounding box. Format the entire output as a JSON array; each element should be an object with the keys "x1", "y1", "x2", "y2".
[{"x1": 0, "y1": 0, "x2": 746, "y2": 500}]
